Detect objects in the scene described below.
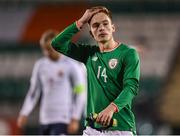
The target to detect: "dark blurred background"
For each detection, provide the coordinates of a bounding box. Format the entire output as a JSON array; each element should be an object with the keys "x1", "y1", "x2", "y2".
[{"x1": 0, "y1": 0, "x2": 180, "y2": 135}]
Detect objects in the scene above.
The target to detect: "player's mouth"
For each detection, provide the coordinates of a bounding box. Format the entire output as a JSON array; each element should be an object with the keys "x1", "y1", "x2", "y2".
[{"x1": 98, "y1": 33, "x2": 108, "y2": 37}]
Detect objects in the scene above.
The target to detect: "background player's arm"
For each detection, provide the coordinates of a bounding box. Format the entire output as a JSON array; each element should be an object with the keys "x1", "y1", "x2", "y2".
[
  {"x1": 68, "y1": 61, "x2": 86, "y2": 134},
  {"x1": 17, "y1": 61, "x2": 41, "y2": 128}
]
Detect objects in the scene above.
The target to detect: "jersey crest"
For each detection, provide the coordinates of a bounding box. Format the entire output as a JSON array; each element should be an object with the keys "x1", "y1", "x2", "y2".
[
  {"x1": 108, "y1": 59, "x2": 118, "y2": 69},
  {"x1": 58, "y1": 70, "x2": 64, "y2": 77}
]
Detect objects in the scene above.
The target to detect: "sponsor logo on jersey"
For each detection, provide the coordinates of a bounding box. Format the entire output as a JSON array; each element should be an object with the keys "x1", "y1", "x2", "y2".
[
  {"x1": 92, "y1": 56, "x2": 98, "y2": 61},
  {"x1": 109, "y1": 59, "x2": 118, "y2": 69}
]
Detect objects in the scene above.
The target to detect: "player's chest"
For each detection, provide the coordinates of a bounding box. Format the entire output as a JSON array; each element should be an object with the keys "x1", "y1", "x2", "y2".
[
  {"x1": 39, "y1": 62, "x2": 69, "y2": 82},
  {"x1": 88, "y1": 53, "x2": 123, "y2": 79}
]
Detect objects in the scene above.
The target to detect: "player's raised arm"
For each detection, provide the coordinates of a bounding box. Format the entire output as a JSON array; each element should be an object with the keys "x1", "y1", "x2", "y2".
[{"x1": 51, "y1": 7, "x2": 106, "y2": 63}]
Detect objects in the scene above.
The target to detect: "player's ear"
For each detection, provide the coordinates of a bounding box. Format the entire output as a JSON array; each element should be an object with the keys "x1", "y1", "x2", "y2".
[{"x1": 112, "y1": 24, "x2": 115, "y2": 32}]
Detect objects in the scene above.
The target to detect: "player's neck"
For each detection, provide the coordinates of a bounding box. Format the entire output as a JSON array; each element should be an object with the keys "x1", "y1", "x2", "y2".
[
  {"x1": 50, "y1": 53, "x2": 60, "y2": 61},
  {"x1": 99, "y1": 38, "x2": 118, "y2": 52}
]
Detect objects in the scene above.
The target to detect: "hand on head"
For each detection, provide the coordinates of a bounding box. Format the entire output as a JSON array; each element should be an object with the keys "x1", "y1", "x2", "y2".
[{"x1": 78, "y1": 6, "x2": 108, "y2": 27}]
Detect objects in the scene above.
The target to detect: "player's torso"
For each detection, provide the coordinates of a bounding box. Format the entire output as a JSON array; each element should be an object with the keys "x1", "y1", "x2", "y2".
[
  {"x1": 39, "y1": 57, "x2": 72, "y2": 94},
  {"x1": 86, "y1": 44, "x2": 128, "y2": 111},
  {"x1": 38, "y1": 57, "x2": 74, "y2": 123},
  {"x1": 38, "y1": 57, "x2": 73, "y2": 109},
  {"x1": 85, "y1": 44, "x2": 137, "y2": 131},
  {"x1": 90, "y1": 50, "x2": 122, "y2": 84}
]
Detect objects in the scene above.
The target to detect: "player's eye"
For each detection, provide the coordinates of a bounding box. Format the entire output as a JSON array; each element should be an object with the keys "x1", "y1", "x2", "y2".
[
  {"x1": 92, "y1": 23, "x2": 99, "y2": 28},
  {"x1": 103, "y1": 21, "x2": 109, "y2": 26}
]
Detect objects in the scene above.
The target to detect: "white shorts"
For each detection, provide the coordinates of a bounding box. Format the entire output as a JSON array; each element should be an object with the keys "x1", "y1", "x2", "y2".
[{"x1": 83, "y1": 126, "x2": 133, "y2": 135}]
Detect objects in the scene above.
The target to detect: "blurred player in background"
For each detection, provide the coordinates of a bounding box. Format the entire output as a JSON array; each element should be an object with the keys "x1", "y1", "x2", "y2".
[
  {"x1": 51, "y1": 6, "x2": 140, "y2": 135},
  {"x1": 17, "y1": 30, "x2": 86, "y2": 135}
]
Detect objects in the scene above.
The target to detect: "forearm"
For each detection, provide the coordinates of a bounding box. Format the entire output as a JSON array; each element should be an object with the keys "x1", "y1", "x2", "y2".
[
  {"x1": 113, "y1": 48, "x2": 140, "y2": 112},
  {"x1": 51, "y1": 22, "x2": 79, "y2": 54},
  {"x1": 113, "y1": 79, "x2": 139, "y2": 112},
  {"x1": 72, "y1": 90, "x2": 86, "y2": 120},
  {"x1": 20, "y1": 88, "x2": 41, "y2": 116}
]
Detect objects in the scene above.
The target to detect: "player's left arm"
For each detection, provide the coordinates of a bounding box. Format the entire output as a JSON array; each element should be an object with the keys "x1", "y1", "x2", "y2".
[
  {"x1": 96, "y1": 48, "x2": 140, "y2": 126},
  {"x1": 113, "y1": 48, "x2": 140, "y2": 111}
]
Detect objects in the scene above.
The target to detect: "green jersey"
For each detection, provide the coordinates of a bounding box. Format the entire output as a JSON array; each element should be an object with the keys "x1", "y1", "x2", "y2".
[{"x1": 52, "y1": 22, "x2": 140, "y2": 133}]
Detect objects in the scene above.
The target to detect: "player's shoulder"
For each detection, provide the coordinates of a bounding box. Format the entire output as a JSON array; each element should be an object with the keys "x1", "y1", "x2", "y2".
[
  {"x1": 120, "y1": 43, "x2": 136, "y2": 50},
  {"x1": 120, "y1": 44, "x2": 139, "y2": 63},
  {"x1": 120, "y1": 43, "x2": 138, "y2": 54},
  {"x1": 34, "y1": 57, "x2": 47, "y2": 67},
  {"x1": 63, "y1": 55, "x2": 78, "y2": 65},
  {"x1": 65, "y1": 56, "x2": 84, "y2": 70}
]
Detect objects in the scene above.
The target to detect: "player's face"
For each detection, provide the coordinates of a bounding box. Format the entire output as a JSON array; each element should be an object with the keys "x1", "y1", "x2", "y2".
[
  {"x1": 90, "y1": 12, "x2": 115, "y2": 43},
  {"x1": 42, "y1": 39, "x2": 59, "y2": 60}
]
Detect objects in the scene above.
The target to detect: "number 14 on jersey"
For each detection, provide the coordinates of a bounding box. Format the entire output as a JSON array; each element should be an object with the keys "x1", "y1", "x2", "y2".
[{"x1": 97, "y1": 66, "x2": 107, "y2": 83}]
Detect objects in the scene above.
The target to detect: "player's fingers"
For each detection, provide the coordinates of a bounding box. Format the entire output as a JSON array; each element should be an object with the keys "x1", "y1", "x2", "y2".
[
  {"x1": 96, "y1": 113, "x2": 102, "y2": 123},
  {"x1": 106, "y1": 116, "x2": 111, "y2": 126},
  {"x1": 102, "y1": 115, "x2": 109, "y2": 126}
]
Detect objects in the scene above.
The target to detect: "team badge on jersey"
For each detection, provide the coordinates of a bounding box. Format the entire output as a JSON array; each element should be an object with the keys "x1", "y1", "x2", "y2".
[
  {"x1": 109, "y1": 59, "x2": 118, "y2": 69},
  {"x1": 58, "y1": 70, "x2": 64, "y2": 77}
]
